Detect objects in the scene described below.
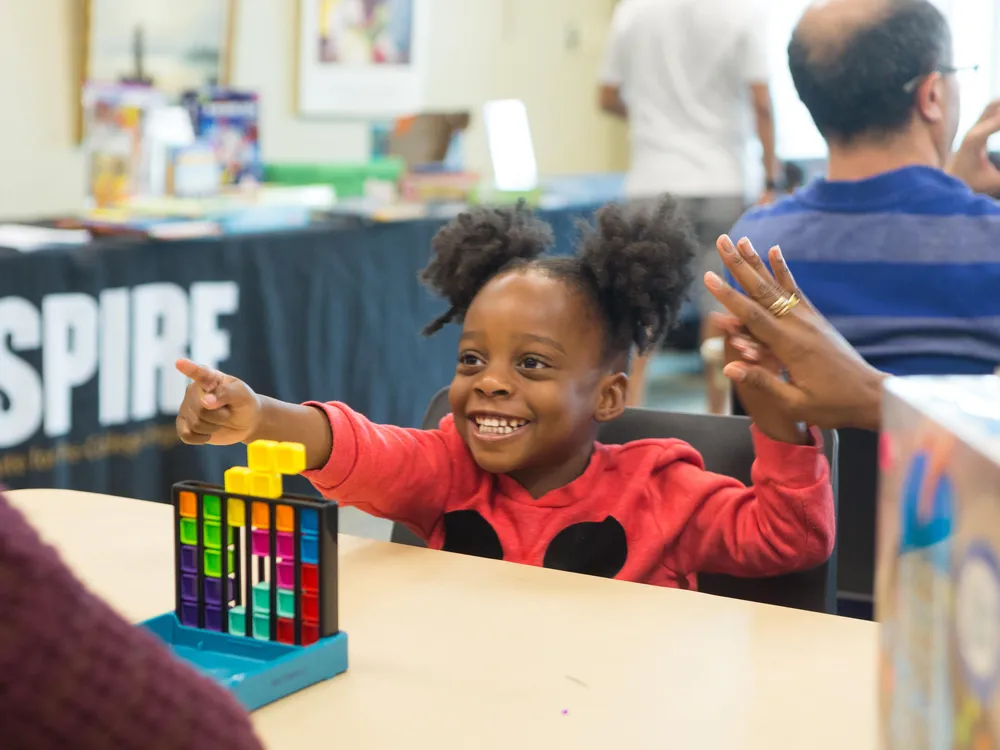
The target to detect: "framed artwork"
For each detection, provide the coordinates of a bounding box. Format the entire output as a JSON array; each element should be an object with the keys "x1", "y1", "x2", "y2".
[
  {"x1": 76, "y1": 0, "x2": 237, "y2": 141},
  {"x1": 296, "y1": 0, "x2": 429, "y2": 118}
]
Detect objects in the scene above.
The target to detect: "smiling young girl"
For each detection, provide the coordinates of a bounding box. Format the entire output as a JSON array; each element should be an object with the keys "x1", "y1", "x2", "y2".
[{"x1": 175, "y1": 197, "x2": 834, "y2": 588}]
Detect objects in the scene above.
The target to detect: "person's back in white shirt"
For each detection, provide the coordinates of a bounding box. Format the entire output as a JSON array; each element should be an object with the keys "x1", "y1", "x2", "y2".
[{"x1": 600, "y1": 0, "x2": 773, "y2": 199}]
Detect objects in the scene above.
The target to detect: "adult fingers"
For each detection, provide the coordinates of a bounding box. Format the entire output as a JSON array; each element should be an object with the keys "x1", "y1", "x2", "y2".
[
  {"x1": 704, "y1": 271, "x2": 784, "y2": 350},
  {"x1": 716, "y1": 235, "x2": 785, "y2": 312},
  {"x1": 735, "y1": 237, "x2": 779, "y2": 286},
  {"x1": 767, "y1": 245, "x2": 797, "y2": 296},
  {"x1": 766, "y1": 246, "x2": 817, "y2": 313},
  {"x1": 965, "y1": 99, "x2": 1000, "y2": 147}
]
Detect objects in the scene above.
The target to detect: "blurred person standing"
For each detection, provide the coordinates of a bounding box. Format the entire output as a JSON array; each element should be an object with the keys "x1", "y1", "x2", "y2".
[{"x1": 598, "y1": 0, "x2": 779, "y2": 411}]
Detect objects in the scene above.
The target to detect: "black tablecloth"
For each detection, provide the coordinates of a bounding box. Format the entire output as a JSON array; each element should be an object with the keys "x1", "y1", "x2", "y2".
[{"x1": 0, "y1": 206, "x2": 596, "y2": 501}]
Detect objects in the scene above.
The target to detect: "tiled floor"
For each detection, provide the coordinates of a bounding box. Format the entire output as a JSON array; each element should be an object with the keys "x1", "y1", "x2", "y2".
[{"x1": 339, "y1": 351, "x2": 708, "y2": 541}]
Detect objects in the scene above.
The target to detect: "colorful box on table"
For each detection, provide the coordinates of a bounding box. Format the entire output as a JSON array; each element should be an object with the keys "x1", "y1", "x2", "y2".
[
  {"x1": 877, "y1": 376, "x2": 1000, "y2": 749},
  {"x1": 142, "y1": 440, "x2": 347, "y2": 711}
]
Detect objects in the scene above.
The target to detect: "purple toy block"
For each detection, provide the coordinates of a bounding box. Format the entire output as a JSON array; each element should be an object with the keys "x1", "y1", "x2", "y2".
[
  {"x1": 204, "y1": 605, "x2": 222, "y2": 632},
  {"x1": 277, "y1": 560, "x2": 295, "y2": 589},
  {"x1": 180, "y1": 545, "x2": 198, "y2": 573},
  {"x1": 180, "y1": 601, "x2": 199, "y2": 627},
  {"x1": 251, "y1": 528, "x2": 270, "y2": 556},
  {"x1": 181, "y1": 574, "x2": 198, "y2": 602},
  {"x1": 277, "y1": 531, "x2": 294, "y2": 559},
  {"x1": 204, "y1": 576, "x2": 234, "y2": 606}
]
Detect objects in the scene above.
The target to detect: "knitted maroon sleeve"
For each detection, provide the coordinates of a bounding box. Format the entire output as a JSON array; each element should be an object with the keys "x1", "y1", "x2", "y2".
[{"x1": 0, "y1": 493, "x2": 264, "y2": 750}]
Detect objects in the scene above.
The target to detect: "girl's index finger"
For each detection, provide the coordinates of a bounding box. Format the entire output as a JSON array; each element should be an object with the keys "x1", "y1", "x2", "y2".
[{"x1": 175, "y1": 358, "x2": 223, "y2": 392}]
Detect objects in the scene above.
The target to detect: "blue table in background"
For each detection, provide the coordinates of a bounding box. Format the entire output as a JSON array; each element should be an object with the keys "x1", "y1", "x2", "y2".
[{"x1": 0, "y1": 196, "x2": 614, "y2": 502}]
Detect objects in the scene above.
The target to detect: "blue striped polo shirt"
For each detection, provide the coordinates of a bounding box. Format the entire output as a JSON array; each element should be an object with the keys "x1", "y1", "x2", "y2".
[{"x1": 727, "y1": 166, "x2": 1000, "y2": 376}]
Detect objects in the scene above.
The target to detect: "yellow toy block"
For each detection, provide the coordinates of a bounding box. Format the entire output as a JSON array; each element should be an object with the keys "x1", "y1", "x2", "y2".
[
  {"x1": 276, "y1": 442, "x2": 307, "y2": 475},
  {"x1": 249, "y1": 470, "x2": 282, "y2": 499},
  {"x1": 227, "y1": 498, "x2": 246, "y2": 527},
  {"x1": 224, "y1": 466, "x2": 252, "y2": 495},
  {"x1": 248, "y1": 440, "x2": 279, "y2": 472}
]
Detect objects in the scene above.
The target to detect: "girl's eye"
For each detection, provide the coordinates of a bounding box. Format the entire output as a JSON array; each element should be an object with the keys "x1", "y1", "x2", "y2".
[
  {"x1": 458, "y1": 353, "x2": 483, "y2": 367},
  {"x1": 520, "y1": 357, "x2": 548, "y2": 370}
]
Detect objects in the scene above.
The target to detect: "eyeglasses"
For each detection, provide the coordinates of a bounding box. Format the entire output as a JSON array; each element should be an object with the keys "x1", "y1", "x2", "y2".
[{"x1": 903, "y1": 64, "x2": 979, "y2": 93}]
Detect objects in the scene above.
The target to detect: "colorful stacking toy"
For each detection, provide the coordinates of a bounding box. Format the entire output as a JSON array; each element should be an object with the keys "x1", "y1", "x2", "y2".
[{"x1": 142, "y1": 440, "x2": 348, "y2": 710}]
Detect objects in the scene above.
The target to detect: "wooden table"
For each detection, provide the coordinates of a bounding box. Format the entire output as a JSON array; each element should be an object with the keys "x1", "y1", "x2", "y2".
[{"x1": 8, "y1": 489, "x2": 879, "y2": 750}]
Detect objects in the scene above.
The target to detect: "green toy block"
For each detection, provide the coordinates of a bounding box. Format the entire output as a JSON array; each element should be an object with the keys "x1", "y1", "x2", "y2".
[
  {"x1": 203, "y1": 494, "x2": 221, "y2": 520},
  {"x1": 203, "y1": 521, "x2": 234, "y2": 550},
  {"x1": 204, "y1": 548, "x2": 235, "y2": 578},
  {"x1": 179, "y1": 517, "x2": 198, "y2": 546}
]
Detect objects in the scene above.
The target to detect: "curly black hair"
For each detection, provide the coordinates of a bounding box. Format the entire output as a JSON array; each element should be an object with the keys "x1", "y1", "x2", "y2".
[{"x1": 419, "y1": 196, "x2": 697, "y2": 360}]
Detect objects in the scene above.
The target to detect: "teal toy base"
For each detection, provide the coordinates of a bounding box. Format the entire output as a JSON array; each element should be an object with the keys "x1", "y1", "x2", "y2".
[{"x1": 143, "y1": 613, "x2": 348, "y2": 711}]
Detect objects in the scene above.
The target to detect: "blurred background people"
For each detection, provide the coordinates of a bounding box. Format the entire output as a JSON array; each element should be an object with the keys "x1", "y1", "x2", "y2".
[{"x1": 598, "y1": 0, "x2": 780, "y2": 411}]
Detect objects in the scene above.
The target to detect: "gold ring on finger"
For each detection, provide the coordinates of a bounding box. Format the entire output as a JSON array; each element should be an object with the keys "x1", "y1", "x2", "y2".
[{"x1": 768, "y1": 293, "x2": 800, "y2": 318}]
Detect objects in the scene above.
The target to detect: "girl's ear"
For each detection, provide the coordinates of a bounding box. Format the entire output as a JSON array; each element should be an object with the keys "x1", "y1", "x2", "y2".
[{"x1": 595, "y1": 372, "x2": 629, "y2": 423}]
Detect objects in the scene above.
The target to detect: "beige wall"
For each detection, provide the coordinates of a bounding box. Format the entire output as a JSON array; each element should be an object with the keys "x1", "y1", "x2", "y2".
[
  {"x1": 0, "y1": 1, "x2": 87, "y2": 221},
  {"x1": 0, "y1": 0, "x2": 625, "y2": 220}
]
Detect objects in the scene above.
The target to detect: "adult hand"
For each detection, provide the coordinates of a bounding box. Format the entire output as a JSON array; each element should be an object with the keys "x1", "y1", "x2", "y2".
[
  {"x1": 704, "y1": 236, "x2": 888, "y2": 431},
  {"x1": 947, "y1": 99, "x2": 1000, "y2": 197}
]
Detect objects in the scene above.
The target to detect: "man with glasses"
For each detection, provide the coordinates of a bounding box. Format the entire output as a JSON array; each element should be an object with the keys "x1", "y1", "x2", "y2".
[
  {"x1": 724, "y1": 0, "x2": 1000, "y2": 617},
  {"x1": 728, "y1": 0, "x2": 1000, "y2": 378}
]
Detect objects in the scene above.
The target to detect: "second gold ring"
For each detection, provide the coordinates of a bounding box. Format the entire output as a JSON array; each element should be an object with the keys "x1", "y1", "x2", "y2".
[{"x1": 768, "y1": 293, "x2": 800, "y2": 318}]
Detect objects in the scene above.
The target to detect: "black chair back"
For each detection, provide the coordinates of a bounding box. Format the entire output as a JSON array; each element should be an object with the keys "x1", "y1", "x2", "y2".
[
  {"x1": 391, "y1": 387, "x2": 839, "y2": 613},
  {"x1": 833, "y1": 428, "x2": 878, "y2": 603}
]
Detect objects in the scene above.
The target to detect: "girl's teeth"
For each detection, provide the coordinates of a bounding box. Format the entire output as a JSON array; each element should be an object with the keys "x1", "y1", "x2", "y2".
[{"x1": 475, "y1": 418, "x2": 525, "y2": 434}]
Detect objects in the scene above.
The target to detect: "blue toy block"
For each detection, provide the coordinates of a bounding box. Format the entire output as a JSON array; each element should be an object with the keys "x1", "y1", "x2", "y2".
[
  {"x1": 300, "y1": 508, "x2": 319, "y2": 535},
  {"x1": 300, "y1": 535, "x2": 318, "y2": 564}
]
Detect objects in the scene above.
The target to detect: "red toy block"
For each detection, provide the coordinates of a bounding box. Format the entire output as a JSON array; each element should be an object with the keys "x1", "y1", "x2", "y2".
[
  {"x1": 276, "y1": 617, "x2": 295, "y2": 645},
  {"x1": 301, "y1": 563, "x2": 319, "y2": 593}
]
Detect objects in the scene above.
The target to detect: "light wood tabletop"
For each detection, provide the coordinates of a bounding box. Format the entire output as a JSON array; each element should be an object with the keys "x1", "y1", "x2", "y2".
[{"x1": 8, "y1": 488, "x2": 878, "y2": 750}]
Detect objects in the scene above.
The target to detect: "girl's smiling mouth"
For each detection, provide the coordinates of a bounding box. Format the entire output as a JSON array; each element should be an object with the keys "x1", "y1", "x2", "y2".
[{"x1": 468, "y1": 413, "x2": 532, "y2": 440}]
